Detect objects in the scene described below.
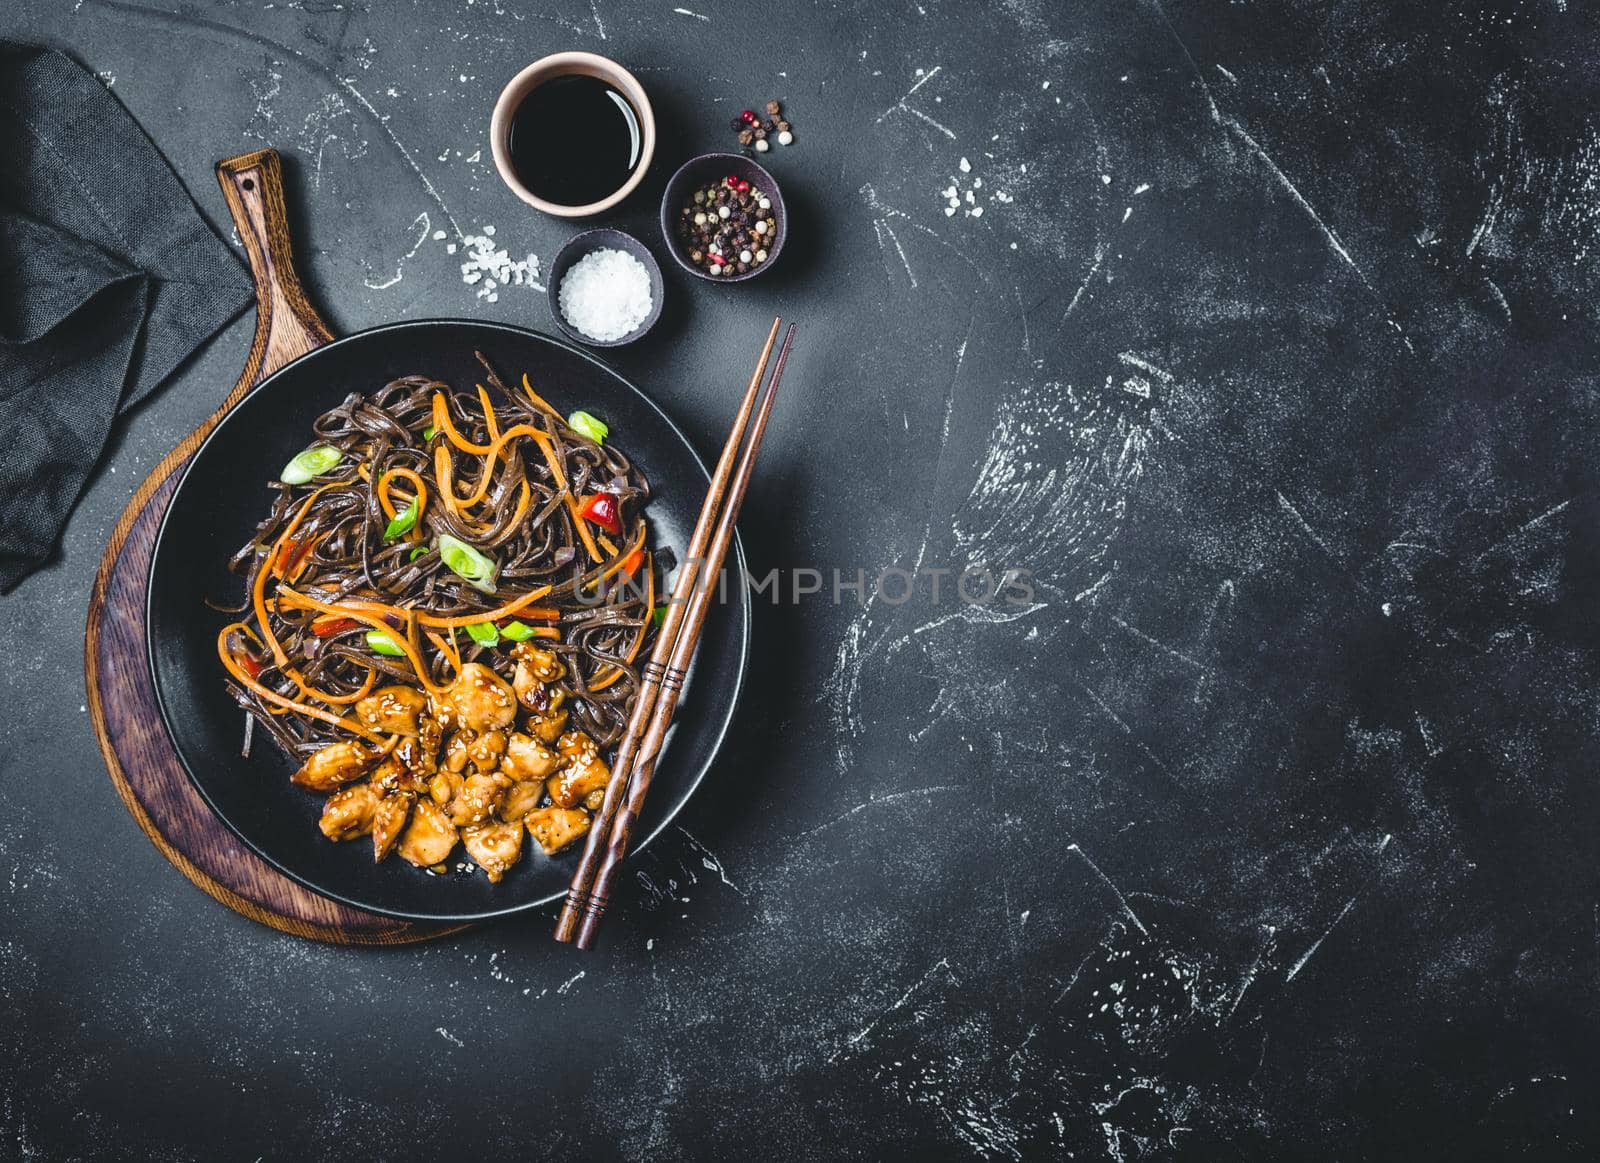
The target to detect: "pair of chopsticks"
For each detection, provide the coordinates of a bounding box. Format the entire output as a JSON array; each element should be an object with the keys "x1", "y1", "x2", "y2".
[{"x1": 556, "y1": 316, "x2": 796, "y2": 949}]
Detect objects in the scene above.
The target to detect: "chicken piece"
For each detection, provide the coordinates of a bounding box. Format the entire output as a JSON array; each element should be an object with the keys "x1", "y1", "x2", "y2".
[
  {"x1": 498, "y1": 780, "x2": 543, "y2": 823},
  {"x1": 447, "y1": 770, "x2": 505, "y2": 828},
  {"x1": 545, "y1": 730, "x2": 611, "y2": 809},
  {"x1": 319, "y1": 782, "x2": 379, "y2": 841},
  {"x1": 371, "y1": 753, "x2": 425, "y2": 796},
  {"x1": 292, "y1": 740, "x2": 377, "y2": 792},
  {"x1": 525, "y1": 806, "x2": 591, "y2": 855},
  {"x1": 525, "y1": 689, "x2": 570, "y2": 746},
  {"x1": 392, "y1": 729, "x2": 439, "y2": 780},
  {"x1": 513, "y1": 642, "x2": 567, "y2": 682},
  {"x1": 467, "y1": 729, "x2": 507, "y2": 772},
  {"x1": 501, "y1": 732, "x2": 559, "y2": 781},
  {"x1": 462, "y1": 820, "x2": 524, "y2": 883},
  {"x1": 430, "y1": 769, "x2": 462, "y2": 807},
  {"x1": 442, "y1": 730, "x2": 472, "y2": 774},
  {"x1": 398, "y1": 797, "x2": 458, "y2": 868},
  {"x1": 441, "y1": 662, "x2": 517, "y2": 732},
  {"x1": 511, "y1": 643, "x2": 566, "y2": 710},
  {"x1": 353, "y1": 685, "x2": 427, "y2": 735},
  {"x1": 371, "y1": 791, "x2": 415, "y2": 861}
]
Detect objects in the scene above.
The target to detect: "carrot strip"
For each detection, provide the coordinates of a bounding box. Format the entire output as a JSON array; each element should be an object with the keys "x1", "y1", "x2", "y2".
[
  {"x1": 287, "y1": 665, "x2": 376, "y2": 707},
  {"x1": 416, "y1": 584, "x2": 557, "y2": 629},
  {"x1": 255, "y1": 484, "x2": 342, "y2": 666},
  {"x1": 217, "y1": 623, "x2": 385, "y2": 741},
  {"x1": 588, "y1": 551, "x2": 654, "y2": 694},
  {"x1": 275, "y1": 587, "x2": 448, "y2": 695},
  {"x1": 520, "y1": 372, "x2": 562, "y2": 419},
  {"x1": 477, "y1": 383, "x2": 502, "y2": 443},
  {"x1": 432, "y1": 392, "x2": 492, "y2": 454},
  {"x1": 377, "y1": 466, "x2": 429, "y2": 524},
  {"x1": 455, "y1": 423, "x2": 554, "y2": 508}
]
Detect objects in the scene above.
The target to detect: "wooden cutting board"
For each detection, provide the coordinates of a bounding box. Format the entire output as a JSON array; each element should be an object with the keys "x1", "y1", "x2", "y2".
[{"x1": 84, "y1": 148, "x2": 465, "y2": 944}]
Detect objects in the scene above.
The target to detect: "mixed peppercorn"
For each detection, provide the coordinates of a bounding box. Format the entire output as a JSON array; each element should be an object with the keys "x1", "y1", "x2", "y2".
[
  {"x1": 731, "y1": 99, "x2": 794, "y2": 153},
  {"x1": 676, "y1": 175, "x2": 777, "y2": 277}
]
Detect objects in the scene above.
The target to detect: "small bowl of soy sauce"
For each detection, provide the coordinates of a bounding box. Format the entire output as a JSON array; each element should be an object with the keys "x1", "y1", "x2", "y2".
[{"x1": 490, "y1": 51, "x2": 655, "y2": 218}]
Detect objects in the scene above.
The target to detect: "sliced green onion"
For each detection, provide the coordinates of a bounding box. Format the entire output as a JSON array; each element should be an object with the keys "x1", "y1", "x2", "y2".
[
  {"x1": 567, "y1": 410, "x2": 609, "y2": 444},
  {"x1": 437, "y1": 533, "x2": 499, "y2": 594},
  {"x1": 501, "y1": 620, "x2": 536, "y2": 642},
  {"x1": 384, "y1": 497, "x2": 420, "y2": 541},
  {"x1": 409, "y1": 545, "x2": 431, "y2": 562},
  {"x1": 651, "y1": 605, "x2": 668, "y2": 629},
  {"x1": 280, "y1": 444, "x2": 341, "y2": 485},
  {"x1": 465, "y1": 621, "x2": 499, "y2": 647},
  {"x1": 365, "y1": 630, "x2": 405, "y2": 657},
  {"x1": 422, "y1": 425, "x2": 437, "y2": 441}
]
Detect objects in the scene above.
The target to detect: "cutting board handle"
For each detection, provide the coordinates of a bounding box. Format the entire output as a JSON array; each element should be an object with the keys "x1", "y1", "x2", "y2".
[{"x1": 216, "y1": 149, "x2": 334, "y2": 390}]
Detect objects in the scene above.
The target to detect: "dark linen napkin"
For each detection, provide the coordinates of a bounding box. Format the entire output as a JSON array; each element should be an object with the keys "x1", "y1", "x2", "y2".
[{"x1": 0, "y1": 40, "x2": 251, "y2": 591}]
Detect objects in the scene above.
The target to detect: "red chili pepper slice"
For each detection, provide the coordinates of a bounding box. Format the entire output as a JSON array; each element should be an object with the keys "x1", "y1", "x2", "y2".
[
  {"x1": 310, "y1": 616, "x2": 361, "y2": 637},
  {"x1": 238, "y1": 653, "x2": 264, "y2": 679},
  {"x1": 272, "y1": 536, "x2": 315, "y2": 578},
  {"x1": 577, "y1": 492, "x2": 622, "y2": 535}
]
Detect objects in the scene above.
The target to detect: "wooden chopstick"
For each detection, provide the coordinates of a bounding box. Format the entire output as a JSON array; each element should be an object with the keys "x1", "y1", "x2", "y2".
[
  {"x1": 569, "y1": 322, "x2": 797, "y2": 949},
  {"x1": 554, "y1": 318, "x2": 783, "y2": 943}
]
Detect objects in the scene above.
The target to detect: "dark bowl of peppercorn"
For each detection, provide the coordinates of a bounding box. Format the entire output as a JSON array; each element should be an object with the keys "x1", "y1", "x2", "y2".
[{"x1": 659, "y1": 153, "x2": 786, "y2": 283}]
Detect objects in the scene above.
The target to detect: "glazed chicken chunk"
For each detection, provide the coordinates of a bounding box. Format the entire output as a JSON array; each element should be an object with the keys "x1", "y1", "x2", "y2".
[
  {"x1": 501, "y1": 732, "x2": 560, "y2": 781},
  {"x1": 446, "y1": 770, "x2": 505, "y2": 828},
  {"x1": 292, "y1": 740, "x2": 377, "y2": 792},
  {"x1": 370, "y1": 791, "x2": 415, "y2": 862},
  {"x1": 319, "y1": 782, "x2": 380, "y2": 841},
  {"x1": 498, "y1": 780, "x2": 543, "y2": 823},
  {"x1": 437, "y1": 662, "x2": 517, "y2": 732},
  {"x1": 525, "y1": 806, "x2": 592, "y2": 855},
  {"x1": 354, "y1": 684, "x2": 428, "y2": 735},
  {"x1": 462, "y1": 820, "x2": 524, "y2": 882},
  {"x1": 546, "y1": 730, "x2": 611, "y2": 809},
  {"x1": 398, "y1": 797, "x2": 458, "y2": 869}
]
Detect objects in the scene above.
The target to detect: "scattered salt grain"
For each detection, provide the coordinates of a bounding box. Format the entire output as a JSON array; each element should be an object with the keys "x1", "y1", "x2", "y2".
[{"x1": 558, "y1": 248, "x2": 653, "y2": 342}]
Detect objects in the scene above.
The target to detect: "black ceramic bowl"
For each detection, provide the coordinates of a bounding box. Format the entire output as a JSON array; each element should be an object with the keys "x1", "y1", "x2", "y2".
[
  {"x1": 546, "y1": 228, "x2": 664, "y2": 347},
  {"x1": 659, "y1": 153, "x2": 786, "y2": 283},
  {"x1": 148, "y1": 321, "x2": 750, "y2": 922}
]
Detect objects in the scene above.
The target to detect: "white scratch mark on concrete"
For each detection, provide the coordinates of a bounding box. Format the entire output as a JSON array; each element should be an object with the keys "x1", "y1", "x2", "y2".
[
  {"x1": 364, "y1": 210, "x2": 430, "y2": 290},
  {"x1": 557, "y1": 970, "x2": 587, "y2": 995},
  {"x1": 797, "y1": 786, "x2": 966, "y2": 841},
  {"x1": 835, "y1": 956, "x2": 957, "y2": 1060},
  {"x1": 1068, "y1": 842, "x2": 1148, "y2": 936},
  {"x1": 1276, "y1": 490, "x2": 1342, "y2": 566},
  {"x1": 1287, "y1": 833, "x2": 1392, "y2": 981},
  {"x1": 1472, "y1": 499, "x2": 1572, "y2": 565}
]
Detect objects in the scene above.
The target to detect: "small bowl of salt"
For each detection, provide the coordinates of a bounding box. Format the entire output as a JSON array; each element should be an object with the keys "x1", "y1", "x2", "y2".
[{"x1": 547, "y1": 228, "x2": 664, "y2": 347}]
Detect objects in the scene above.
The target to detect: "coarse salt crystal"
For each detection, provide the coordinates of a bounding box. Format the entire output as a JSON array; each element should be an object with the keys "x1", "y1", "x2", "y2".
[{"x1": 558, "y1": 248, "x2": 653, "y2": 343}]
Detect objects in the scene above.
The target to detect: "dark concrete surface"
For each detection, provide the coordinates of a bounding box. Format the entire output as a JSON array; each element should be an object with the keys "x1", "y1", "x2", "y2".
[{"x1": 5, "y1": 0, "x2": 1600, "y2": 1158}]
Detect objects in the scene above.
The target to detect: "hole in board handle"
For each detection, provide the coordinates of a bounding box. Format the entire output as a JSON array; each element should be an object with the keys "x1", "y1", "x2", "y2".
[{"x1": 241, "y1": 177, "x2": 255, "y2": 191}]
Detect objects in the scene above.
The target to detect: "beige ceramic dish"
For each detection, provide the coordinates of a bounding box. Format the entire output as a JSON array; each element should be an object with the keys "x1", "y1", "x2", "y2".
[{"x1": 489, "y1": 51, "x2": 656, "y2": 218}]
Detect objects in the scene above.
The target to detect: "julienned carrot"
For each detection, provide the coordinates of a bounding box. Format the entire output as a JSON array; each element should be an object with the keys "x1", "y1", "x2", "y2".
[
  {"x1": 377, "y1": 466, "x2": 429, "y2": 524},
  {"x1": 217, "y1": 622, "x2": 385, "y2": 741},
  {"x1": 587, "y1": 550, "x2": 654, "y2": 694},
  {"x1": 276, "y1": 585, "x2": 448, "y2": 696},
  {"x1": 477, "y1": 383, "x2": 501, "y2": 443},
  {"x1": 432, "y1": 391, "x2": 492, "y2": 455}
]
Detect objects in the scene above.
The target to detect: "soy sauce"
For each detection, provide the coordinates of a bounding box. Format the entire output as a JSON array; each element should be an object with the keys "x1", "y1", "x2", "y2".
[{"x1": 507, "y1": 75, "x2": 643, "y2": 206}]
